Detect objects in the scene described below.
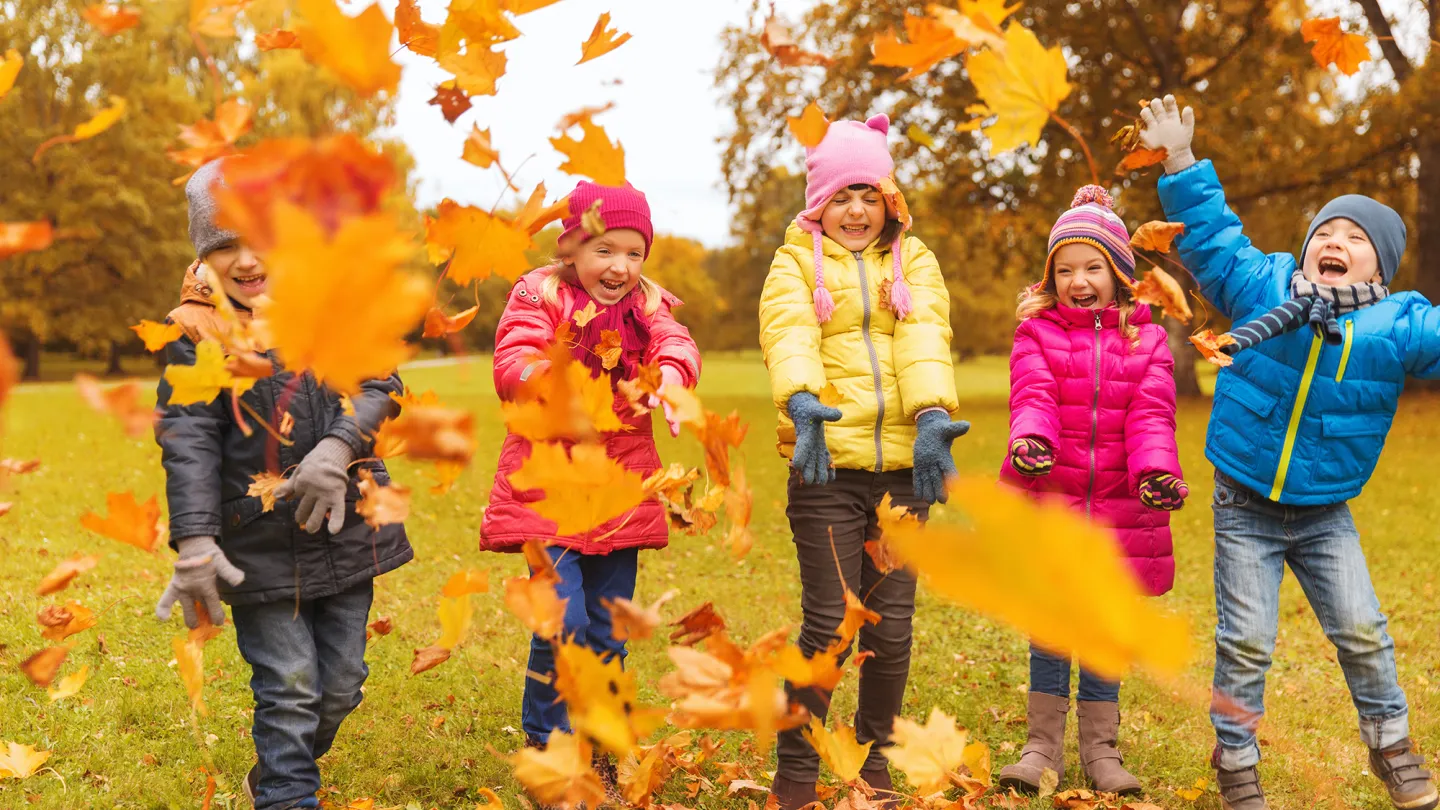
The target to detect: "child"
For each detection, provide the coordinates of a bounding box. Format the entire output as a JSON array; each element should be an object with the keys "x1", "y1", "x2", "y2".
[
  {"x1": 1141, "y1": 95, "x2": 1439, "y2": 810},
  {"x1": 758, "y1": 114, "x2": 967, "y2": 808},
  {"x1": 995, "y1": 186, "x2": 1187, "y2": 796},
  {"x1": 154, "y1": 159, "x2": 413, "y2": 809},
  {"x1": 478, "y1": 181, "x2": 701, "y2": 789}
]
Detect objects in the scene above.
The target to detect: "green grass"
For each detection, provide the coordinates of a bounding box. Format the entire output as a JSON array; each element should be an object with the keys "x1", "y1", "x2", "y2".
[{"x1": 0, "y1": 353, "x2": 1436, "y2": 809}]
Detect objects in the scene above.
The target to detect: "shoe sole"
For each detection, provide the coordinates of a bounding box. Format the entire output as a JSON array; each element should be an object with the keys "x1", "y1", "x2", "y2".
[
  {"x1": 1393, "y1": 790, "x2": 1439, "y2": 810},
  {"x1": 997, "y1": 775, "x2": 1041, "y2": 795}
]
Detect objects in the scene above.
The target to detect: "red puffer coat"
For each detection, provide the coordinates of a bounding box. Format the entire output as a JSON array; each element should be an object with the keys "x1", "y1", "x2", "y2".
[
  {"x1": 479, "y1": 268, "x2": 701, "y2": 554},
  {"x1": 999, "y1": 303, "x2": 1182, "y2": 596}
]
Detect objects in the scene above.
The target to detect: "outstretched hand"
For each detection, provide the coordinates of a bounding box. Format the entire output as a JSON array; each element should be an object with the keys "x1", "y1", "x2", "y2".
[{"x1": 1138, "y1": 94, "x2": 1196, "y2": 174}]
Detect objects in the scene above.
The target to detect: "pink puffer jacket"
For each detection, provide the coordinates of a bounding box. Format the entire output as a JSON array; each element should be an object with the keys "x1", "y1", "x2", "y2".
[
  {"x1": 479, "y1": 268, "x2": 701, "y2": 555},
  {"x1": 999, "y1": 303, "x2": 1182, "y2": 596}
]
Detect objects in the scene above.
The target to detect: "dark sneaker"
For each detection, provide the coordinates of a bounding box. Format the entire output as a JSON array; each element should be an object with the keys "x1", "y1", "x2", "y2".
[
  {"x1": 1215, "y1": 763, "x2": 1268, "y2": 810},
  {"x1": 1370, "y1": 739, "x2": 1439, "y2": 810}
]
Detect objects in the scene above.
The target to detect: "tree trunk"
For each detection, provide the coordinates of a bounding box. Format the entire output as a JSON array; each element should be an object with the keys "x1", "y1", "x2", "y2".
[
  {"x1": 20, "y1": 336, "x2": 40, "y2": 381},
  {"x1": 105, "y1": 342, "x2": 125, "y2": 376},
  {"x1": 1412, "y1": 134, "x2": 1440, "y2": 304}
]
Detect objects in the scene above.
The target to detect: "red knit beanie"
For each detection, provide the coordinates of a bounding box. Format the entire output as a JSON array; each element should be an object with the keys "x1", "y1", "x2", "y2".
[{"x1": 558, "y1": 181, "x2": 654, "y2": 258}]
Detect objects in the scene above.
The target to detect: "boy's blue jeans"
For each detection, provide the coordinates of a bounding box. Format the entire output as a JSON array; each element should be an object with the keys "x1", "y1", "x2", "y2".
[
  {"x1": 1210, "y1": 471, "x2": 1408, "y2": 771},
  {"x1": 522, "y1": 546, "x2": 638, "y2": 744},
  {"x1": 231, "y1": 580, "x2": 373, "y2": 810},
  {"x1": 1029, "y1": 644, "x2": 1120, "y2": 703}
]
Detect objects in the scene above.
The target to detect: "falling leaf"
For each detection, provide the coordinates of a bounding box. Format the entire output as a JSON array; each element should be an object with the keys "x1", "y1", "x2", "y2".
[
  {"x1": 1131, "y1": 221, "x2": 1186, "y2": 254},
  {"x1": 428, "y1": 82, "x2": 472, "y2": 123},
  {"x1": 295, "y1": 0, "x2": 401, "y2": 97},
  {"x1": 0, "y1": 504, "x2": 10, "y2": 518},
  {"x1": 0, "y1": 334, "x2": 15, "y2": 411},
  {"x1": 669, "y1": 602, "x2": 726, "y2": 646},
  {"x1": 787, "y1": 102, "x2": 829, "y2": 148},
  {"x1": 0, "y1": 221, "x2": 53, "y2": 259},
  {"x1": 163, "y1": 339, "x2": 253, "y2": 405},
  {"x1": 688, "y1": 410, "x2": 749, "y2": 487},
  {"x1": 80, "y1": 491, "x2": 162, "y2": 552},
  {"x1": 82, "y1": 4, "x2": 141, "y2": 35},
  {"x1": 256, "y1": 28, "x2": 301, "y2": 49},
  {"x1": 966, "y1": 24, "x2": 1071, "y2": 156},
  {"x1": 396, "y1": 0, "x2": 439, "y2": 57},
  {"x1": 243, "y1": 473, "x2": 284, "y2": 513},
  {"x1": 509, "y1": 442, "x2": 647, "y2": 537},
  {"x1": 173, "y1": 636, "x2": 207, "y2": 714},
  {"x1": 724, "y1": 465, "x2": 754, "y2": 560},
  {"x1": 425, "y1": 199, "x2": 533, "y2": 284},
  {"x1": 760, "y1": 11, "x2": 833, "y2": 67},
  {"x1": 21, "y1": 646, "x2": 68, "y2": 687},
  {"x1": 36, "y1": 554, "x2": 99, "y2": 596},
  {"x1": 189, "y1": 0, "x2": 248, "y2": 37},
  {"x1": 423, "y1": 304, "x2": 480, "y2": 338},
  {"x1": 427, "y1": 460, "x2": 465, "y2": 495},
  {"x1": 577, "y1": 12, "x2": 631, "y2": 64},
  {"x1": 368, "y1": 616, "x2": 393, "y2": 636},
  {"x1": 553, "y1": 640, "x2": 666, "y2": 755},
  {"x1": 643, "y1": 464, "x2": 699, "y2": 501},
  {"x1": 1191, "y1": 329, "x2": 1237, "y2": 368},
  {"x1": 166, "y1": 99, "x2": 253, "y2": 180},
  {"x1": 580, "y1": 199, "x2": 606, "y2": 237},
  {"x1": 906, "y1": 123, "x2": 936, "y2": 149},
  {"x1": 278, "y1": 411, "x2": 295, "y2": 438},
  {"x1": 437, "y1": 36, "x2": 508, "y2": 97},
  {"x1": 33, "y1": 96, "x2": 127, "y2": 162},
  {"x1": 803, "y1": 719, "x2": 873, "y2": 784},
  {"x1": 410, "y1": 645, "x2": 451, "y2": 674},
  {"x1": 884, "y1": 708, "x2": 970, "y2": 793},
  {"x1": 257, "y1": 205, "x2": 429, "y2": 395},
  {"x1": 595, "y1": 329, "x2": 623, "y2": 371},
  {"x1": 509, "y1": 730, "x2": 606, "y2": 809},
  {"x1": 0, "y1": 742, "x2": 51, "y2": 779},
  {"x1": 926, "y1": 3, "x2": 1009, "y2": 51},
  {"x1": 75, "y1": 374, "x2": 156, "y2": 439},
  {"x1": 442, "y1": 569, "x2": 490, "y2": 598},
  {"x1": 1116, "y1": 146, "x2": 1168, "y2": 174},
  {"x1": 436, "y1": 593, "x2": 473, "y2": 649},
  {"x1": 572, "y1": 301, "x2": 605, "y2": 327},
  {"x1": 380, "y1": 405, "x2": 475, "y2": 463},
  {"x1": 1301, "y1": 17, "x2": 1371, "y2": 76},
  {"x1": 1131, "y1": 266, "x2": 1192, "y2": 323},
  {"x1": 871, "y1": 13, "x2": 968, "y2": 80},
  {"x1": 514, "y1": 182, "x2": 572, "y2": 236},
  {"x1": 0, "y1": 458, "x2": 40, "y2": 475},
  {"x1": 356, "y1": 469, "x2": 410, "y2": 529},
  {"x1": 48, "y1": 665, "x2": 90, "y2": 702},
  {"x1": 557, "y1": 103, "x2": 616, "y2": 131},
  {"x1": 619, "y1": 740, "x2": 675, "y2": 808},
  {"x1": 603, "y1": 589, "x2": 679, "y2": 642},
  {"x1": 0, "y1": 49, "x2": 22, "y2": 101},
  {"x1": 130, "y1": 320, "x2": 183, "y2": 352},
  {"x1": 39, "y1": 601, "x2": 97, "y2": 642},
  {"x1": 504, "y1": 540, "x2": 568, "y2": 639},
  {"x1": 551, "y1": 117, "x2": 626, "y2": 186},
  {"x1": 461, "y1": 124, "x2": 500, "y2": 169},
  {"x1": 885, "y1": 479, "x2": 1190, "y2": 679}
]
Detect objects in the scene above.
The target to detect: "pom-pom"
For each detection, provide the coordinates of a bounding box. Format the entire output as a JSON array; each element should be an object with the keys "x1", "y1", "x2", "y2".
[
  {"x1": 813, "y1": 286, "x2": 836, "y2": 324},
  {"x1": 1071, "y1": 184, "x2": 1114, "y2": 210}
]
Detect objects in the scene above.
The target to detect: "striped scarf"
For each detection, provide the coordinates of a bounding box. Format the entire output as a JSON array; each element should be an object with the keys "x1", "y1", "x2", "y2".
[{"x1": 1222, "y1": 269, "x2": 1388, "y2": 356}]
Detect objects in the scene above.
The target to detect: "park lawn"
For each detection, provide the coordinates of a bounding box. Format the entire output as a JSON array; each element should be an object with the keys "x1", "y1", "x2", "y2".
[{"x1": 0, "y1": 352, "x2": 1437, "y2": 810}]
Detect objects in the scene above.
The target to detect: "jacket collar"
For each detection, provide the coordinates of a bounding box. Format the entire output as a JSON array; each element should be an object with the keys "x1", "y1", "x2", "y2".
[
  {"x1": 1039, "y1": 302, "x2": 1152, "y2": 329},
  {"x1": 783, "y1": 222, "x2": 887, "y2": 260}
]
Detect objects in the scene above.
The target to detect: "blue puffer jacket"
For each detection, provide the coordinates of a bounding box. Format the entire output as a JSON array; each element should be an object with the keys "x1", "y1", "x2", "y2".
[{"x1": 1158, "y1": 160, "x2": 1440, "y2": 505}]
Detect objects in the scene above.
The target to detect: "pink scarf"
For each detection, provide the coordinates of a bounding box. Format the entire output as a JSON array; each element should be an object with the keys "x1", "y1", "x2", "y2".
[{"x1": 568, "y1": 281, "x2": 651, "y2": 381}]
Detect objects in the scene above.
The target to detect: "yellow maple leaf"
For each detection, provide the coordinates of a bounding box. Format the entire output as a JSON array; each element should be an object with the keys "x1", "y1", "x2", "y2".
[
  {"x1": 437, "y1": 22, "x2": 508, "y2": 96},
  {"x1": 551, "y1": 117, "x2": 626, "y2": 186},
  {"x1": 618, "y1": 742, "x2": 673, "y2": 808},
  {"x1": 787, "y1": 101, "x2": 829, "y2": 148},
  {"x1": 395, "y1": 0, "x2": 439, "y2": 56},
  {"x1": 163, "y1": 339, "x2": 254, "y2": 405},
  {"x1": 0, "y1": 741, "x2": 51, "y2": 779},
  {"x1": 427, "y1": 460, "x2": 466, "y2": 494},
  {"x1": 39, "y1": 601, "x2": 97, "y2": 642},
  {"x1": 508, "y1": 730, "x2": 606, "y2": 809},
  {"x1": 47, "y1": 664, "x2": 90, "y2": 702},
  {"x1": 595, "y1": 329, "x2": 623, "y2": 371},
  {"x1": 258, "y1": 205, "x2": 429, "y2": 395},
  {"x1": 173, "y1": 635, "x2": 207, "y2": 715},
  {"x1": 885, "y1": 479, "x2": 1190, "y2": 679},
  {"x1": 425, "y1": 199, "x2": 532, "y2": 285},
  {"x1": 509, "y1": 443, "x2": 647, "y2": 537},
  {"x1": 577, "y1": 12, "x2": 632, "y2": 65},
  {"x1": 962, "y1": 740, "x2": 991, "y2": 786},
  {"x1": 0, "y1": 49, "x2": 22, "y2": 101},
  {"x1": 926, "y1": 2, "x2": 1009, "y2": 50},
  {"x1": 503, "y1": 351, "x2": 626, "y2": 442},
  {"x1": 884, "y1": 708, "x2": 969, "y2": 794},
  {"x1": 436, "y1": 594, "x2": 473, "y2": 649},
  {"x1": 572, "y1": 300, "x2": 605, "y2": 327},
  {"x1": 79, "y1": 491, "x2": 162, "y2": 552},
  {"x1": 248, "y1": 471, "x2": 285, "y2": 511},
  {"x1": 33, "y1": 96, "x2": 127, "y2": 162},
  {"x1": 445, "y1": 0, "x2": 520, "y2": 43},
  {"x1": 1301, "y1": 17, "x2": 1371, "y2": 76},
  {"x1": 802, "y1": 718, "x2": 873, "y2": 784},
  {"x1": 296, "y1": 0, "x2": 401, "y2": 97},
  {"x1": 441, "y1": 568, "x2": 490, "y2": 598},
  {"x1": 965, "y1": 24, "x2": 1071, "y2": 156},
  {"x1": 461, "y1": 124, "x2": 500, "y2": 169},
  {"x1": 553, "y1": 640, "x2": 665, "y2": 755},
  {"x1": 356, "y1": 469, "x2": 410, "y2": 529},
  {"x1": 871, "y1": 13, "x2": 968, "y2": 80}
]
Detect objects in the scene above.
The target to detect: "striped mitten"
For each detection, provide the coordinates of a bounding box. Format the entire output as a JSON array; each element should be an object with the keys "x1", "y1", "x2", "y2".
[
  {"x1": 1223, "y1": 297, "x2": 1342, "y2": 356},
  {"x1": 1139, "y1": 473, "x2": 1189, "y2": 511},
  {"x1": 1009, "y1": 437, "x2": 1054, "y2": 477}
]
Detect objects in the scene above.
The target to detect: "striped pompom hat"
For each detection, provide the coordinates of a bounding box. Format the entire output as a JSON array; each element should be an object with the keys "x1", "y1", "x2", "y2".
[{"x1": 1041, "y1": 185, "x2": 1136, "y2": 288}]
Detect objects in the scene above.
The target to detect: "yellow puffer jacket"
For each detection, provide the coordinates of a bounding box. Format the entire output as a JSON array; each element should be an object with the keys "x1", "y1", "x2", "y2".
[{"x1": 760, "y1": 223, "x2": 959, "y2": 472}]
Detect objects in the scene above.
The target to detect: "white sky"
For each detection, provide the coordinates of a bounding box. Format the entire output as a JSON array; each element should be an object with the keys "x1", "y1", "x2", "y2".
[{"x1": 379, "y1": 0, "x2": 814, "y2": 249}]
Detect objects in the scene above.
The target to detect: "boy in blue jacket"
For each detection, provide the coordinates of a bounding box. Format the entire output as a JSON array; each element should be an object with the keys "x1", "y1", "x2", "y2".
[{"x1": 1142, "y1": 96, "x2": 1439, "y2": 810}]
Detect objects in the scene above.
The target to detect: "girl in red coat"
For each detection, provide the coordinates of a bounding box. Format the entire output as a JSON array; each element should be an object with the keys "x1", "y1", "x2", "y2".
[
  {"x1": 996, "y1": 186, "x2": 1187, "y2": 797},
  {"x1": 479, "y1": 182, "x2": 701, "y2": 774}
]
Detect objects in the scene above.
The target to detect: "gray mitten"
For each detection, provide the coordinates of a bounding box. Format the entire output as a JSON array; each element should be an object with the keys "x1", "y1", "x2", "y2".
[
  {"x1": 155, "y1": 536, "x2": 245, "y2": 629},
  {"x1": 912, "y1": 410, "x2": 970, "y2": 504},
  {"x1": 1138, "y1": 94, "x2": 1197, "y2": 174},
  {"x1": 274, "y1": 436, "x2": 355, "y2": 534},
  {"x1": 787, "y1": 391, "x2": 842, "y2": 486}
]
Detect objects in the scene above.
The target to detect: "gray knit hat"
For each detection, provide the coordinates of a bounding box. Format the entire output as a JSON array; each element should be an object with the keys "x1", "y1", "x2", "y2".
[
  {"x1": 1302, "y1": 195, "x2": 1407, "y2": 285},
  {"x1": 185, "y1": 159, "x2": 239, "y2": 258}
]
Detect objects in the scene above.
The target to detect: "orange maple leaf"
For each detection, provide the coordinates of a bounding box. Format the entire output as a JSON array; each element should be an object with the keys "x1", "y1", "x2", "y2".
[
  {"x1": 1130, "y1": 221, "x2": 1186, "y2": 254},
  {"x1": 577, "y1": 12, "x2": 631, "y2": 65},
  {"x1": 424, "y1": 199, "x2": 533, "y2": 285},
  {"x1": 173, "y1": 635, "x2": 208, "y2": 714},
  {"x1": 129, "y1": 320, "x2": 184, "y2": 352},
  {"x1": 426, "y1": 460, "x2": 465, "y2": 495},
  {"x1": 595, "y1": 329, "x2": 623, "y2": 371},
  {"x1": 504, "y1": 540, "x2": 568, "y2": 638},
  {"x1": 601, "y1": 589, "x2": 678, "y2": 642},
  {"x1": 21, "y1": 646, "x2": 68, "y2": 687},
  {"x1": 38, "y1": 601, "x2": 97, "y2": 642},
  {"x1": 247, "y1": 471, "x2": 285, "y2": 512},
  {"x1": 502, "y1": 345, "x2": 626, "y2": 441},
  {"x1": 32, "y1": 96, "x2": 126, "y2": 163},
  {"x1": 669, "y1": 602, "x2": 726, "y2": 646},
  {"x1": 557, "y1": 103, "x2": 616, "y2": 131},
  {"x1": 461, "y1": 124, "x2": 500, "y2": 169},
  {"x1": 514, "y1": 183, "x2": 572, "y2": 237},
  {"x1": 437, "y1": 34, "x2": 508, "y2": 97},
  {"x1": 356, "y1": 470, "x2": 410, "y2": 529},
  {"x1": 81, "y1": 4, "x2": 141, "y2": 35},
  {"x1": 508, "y1": 731, "x2": 606, "y2": 808},
  {"x1": 80, "y1": 491, "x2": 162, "y2": 552},
  {"x1": 760, "y1": 11, "x2": 833, "y2": 67},
  {"x1": 0, "y1": 49, "x2": 20, "y2": 101},
  {"x1": 0, "y1": 222, "x2": 53, "y2": 260},
  {"x1": 441, "y1": 569, "x2": 490, "y2": 598},
  {"x1": 189, "y1": 0, "x2": 248, "y2": 38},
  {"x1": 551, "y1": 117, "x2": 626, "y2": 186},
  {"x1": 723, "y1": 465, "x2": 754, "y2": 560},
  {"x1": 36, "y1": 554, "x2": 99, "y2": 596},
  {"x1": 380, "y1": 406, "x2": 476, "y2": 464},
  {"x1": 296, "y1": 0, "x2": 401, "y2": 97},
  {"x1": 0, "y1": 457, "x2": 40, "y2": 475},
  {"x1": 508, "y1": 442, "x2": 646, "y2": 537},
  {"x1": 256, "y1": 28, "x2": 301, "y2": 50},
  {"x1": 395, "y1": 0, "x2": 439, "y2": 57},
  {"x1": 422, "y1": 304, "x2": 480, "y2": 338},
  {"x1": 166, "y1": 100, "x2": 252, "y2": 182},
  {"x1": 1191, "y1": 329, "x2": 1237, "y2": 368},
  {"x1": 871, "y1": 13, "x2": 968, "y2": 81},
  {"x1": 1131, "y1": 265, "x2": 1192, "y2": 323},
  {"x1": 1116, "y1": 146, "x2": 1168, "y2": 174},
  {"x1": 689, "y1": 410, "x2": 749, "y2": 487},
  {"x1": 787, "y1": 101, "x2": 829, "y2": 149},
  {"x1": 368, "y1": 616, "x2": 393, "y2": 636},
  {"x1": 428, "y1": 82, "x2": 472, "y2": 123},
  {"x1": 1301, "y1": 17, "x2": 1372, "y2": 76}
]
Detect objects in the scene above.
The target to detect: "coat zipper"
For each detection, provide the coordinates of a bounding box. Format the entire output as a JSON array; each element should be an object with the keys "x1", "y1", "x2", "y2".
[
  {"x1": 853, "y1": 250, "x2": 885, "y2": 472},
  {"x1": 1270, "y1": 333, "x2": 1323, "y2": 501},
  {"x1": 1335, "y1": 319, "x2": 1354, "y2": 383},
  {"x1": 1086, "y1": 311, "x2": 1101, "y2": 518}
]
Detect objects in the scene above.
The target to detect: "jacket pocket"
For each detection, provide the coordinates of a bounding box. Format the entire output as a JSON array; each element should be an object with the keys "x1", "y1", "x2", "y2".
[
  {"x1": 221, "y1": 496, "x2": 267, "y2": 533},
  {"x1": 1310, "y1": 412, "x2": 1390, "y2": 486},
  {"x1": 1211, "y1": 372, "x2": 1279, "y2": 467},
  {"x1": 1218, "y1": 373, "x2": 1278, "y2": 419}
]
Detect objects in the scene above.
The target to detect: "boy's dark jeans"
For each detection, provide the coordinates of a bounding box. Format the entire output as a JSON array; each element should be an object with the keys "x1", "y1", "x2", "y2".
[
  {"x1": 232, "y1": 580, "x2": 374, "y2": 810},
  {"x1": 777, "y1": 468, "x2": 928, "y2": 782}
]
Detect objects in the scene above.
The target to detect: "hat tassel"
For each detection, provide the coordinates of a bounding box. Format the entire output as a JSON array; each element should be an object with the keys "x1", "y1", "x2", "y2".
[
  {"x1": 812, "y1": 232, "x2": 836, "y2": 324},
  {"x1": 888, "y1": 237, "x2": 913, "y2": 320}
]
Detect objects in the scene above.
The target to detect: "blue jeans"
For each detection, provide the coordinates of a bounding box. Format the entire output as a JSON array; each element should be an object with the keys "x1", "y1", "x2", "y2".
[
  {"x1": 1210, "y1": 471, "x2": 1408, "y2": 771},
  {"x1": 521, "y1": 546, "x2": 638, "y2": 744},
  {"x1": 231, "y1": 580, "x2": 374, "y2": 810},
  {"x1": 1029, "y1": 643, "x2": 1120, "y2": 703}
]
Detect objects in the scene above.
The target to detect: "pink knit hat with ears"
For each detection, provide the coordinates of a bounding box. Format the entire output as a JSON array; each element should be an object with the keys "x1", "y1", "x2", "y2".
[{"x1": 794, "y1": 114, "x2": 913, "y2": 323}]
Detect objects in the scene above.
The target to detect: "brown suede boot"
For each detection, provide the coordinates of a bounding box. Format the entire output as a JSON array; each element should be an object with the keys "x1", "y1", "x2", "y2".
[
  {"x1": 1076, "y1": 700, "x2": 1141, "y2": 795},
  {"x1": 998, "y1": 692, "x2": 1069, "y2": 794},
  {"x1": 1369, "y1": 739, "x2": 1439, "y2": 810},
  {"x1": 771, "y1": 774, "x2": 818, "y2": 810}
]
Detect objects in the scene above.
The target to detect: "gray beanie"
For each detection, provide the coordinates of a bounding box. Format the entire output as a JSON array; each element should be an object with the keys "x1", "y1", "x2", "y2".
[
  {"x1": 1302, "y1": 194, "x2": 1407, "y2": 285},
  {"x1": 185, "y1": 159, "x2": 239, "y2": 258}
]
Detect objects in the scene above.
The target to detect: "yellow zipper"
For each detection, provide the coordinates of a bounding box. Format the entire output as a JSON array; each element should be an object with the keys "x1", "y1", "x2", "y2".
[
  {"x1": 1270, "y1": 334, "x2": 1323, "y2": 501},
  {"x1": 1336, "y1": 320, "x2": 1354, "y2": 383}
]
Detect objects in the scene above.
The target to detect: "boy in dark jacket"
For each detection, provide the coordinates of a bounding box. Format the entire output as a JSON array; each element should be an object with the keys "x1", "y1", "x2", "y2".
[
  {"x1": 154, "y1": 159, "x2": 413, "y2": 809},
  {"x1": 1141, "y1": 96, "x2": 1438, "y2": 810}
]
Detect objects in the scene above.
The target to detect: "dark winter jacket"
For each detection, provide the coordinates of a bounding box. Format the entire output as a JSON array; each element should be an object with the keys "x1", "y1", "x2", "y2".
[{"x1": 156, "y1": 262, "x2": 412, "y2": 606}]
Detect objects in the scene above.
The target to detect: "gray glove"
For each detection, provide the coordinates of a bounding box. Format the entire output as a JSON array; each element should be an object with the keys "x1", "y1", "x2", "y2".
[
  {"x1": 274, "y1": 436, "x2": 354, "y2": 534},
  {"x1": 912, "y1": 410, "x2": 970, "y2": 505},
  {"x1": 155, "y1": 536, "x2": 245, "y2": 629},
  {"x1": 1138, "y1": 94, "x2": 1196, "y2": 174},
  {"x1": 787, "y1": 391, "x2": 842, "y2": 486}
]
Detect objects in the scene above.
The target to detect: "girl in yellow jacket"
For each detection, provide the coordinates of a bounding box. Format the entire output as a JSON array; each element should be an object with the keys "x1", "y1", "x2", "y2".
[{"x1": 759, "y1": 114, "x2": 966, "y2": 808}]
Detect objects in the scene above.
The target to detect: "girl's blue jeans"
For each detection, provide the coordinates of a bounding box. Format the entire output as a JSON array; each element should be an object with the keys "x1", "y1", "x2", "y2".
[{"x1": 1029, "y1": 644, "x2": 1120, "y2": 703}]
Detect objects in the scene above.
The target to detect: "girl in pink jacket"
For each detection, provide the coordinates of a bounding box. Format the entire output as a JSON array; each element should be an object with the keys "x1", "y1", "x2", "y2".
[
  {"x1": 996, "y1": 186, "x2": 1187, "y2": 797},
  {"x1": 478, "y1": 181, "x2": 701, "y2": 790}
]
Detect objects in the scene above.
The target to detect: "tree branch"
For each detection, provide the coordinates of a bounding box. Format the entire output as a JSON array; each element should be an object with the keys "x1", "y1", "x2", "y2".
[
  {"x1": 1124, "y1": 0, "x2": 1177, "y2": 87},
  {"x1": 1355, "y1": 0, "x2": 1414, "y2": 82},
  {"x1": 1228, "y1": 137, "x2": 1412, "y2": 204},
  {"x1": 1184, "y1": 0, "x2": 1268, "y2": 85}
]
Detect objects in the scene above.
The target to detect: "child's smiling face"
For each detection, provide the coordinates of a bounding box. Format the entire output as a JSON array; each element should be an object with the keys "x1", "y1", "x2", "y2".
[
  {"x1": 206, "y1": 240, "x2": 266, "y2": 308},
  {"x1": 1051, "y1": 243, "x2": 1117, "y2": 309},
  {"x1": 1303, "y1": 217, "x2": 1382, "y2": 287},
  {"x1": 820, "y1": 184, "x2": 885, "y2": 251},
  {"x1": 564, "y1": 228, "x2": 647, "y2": 305}
]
